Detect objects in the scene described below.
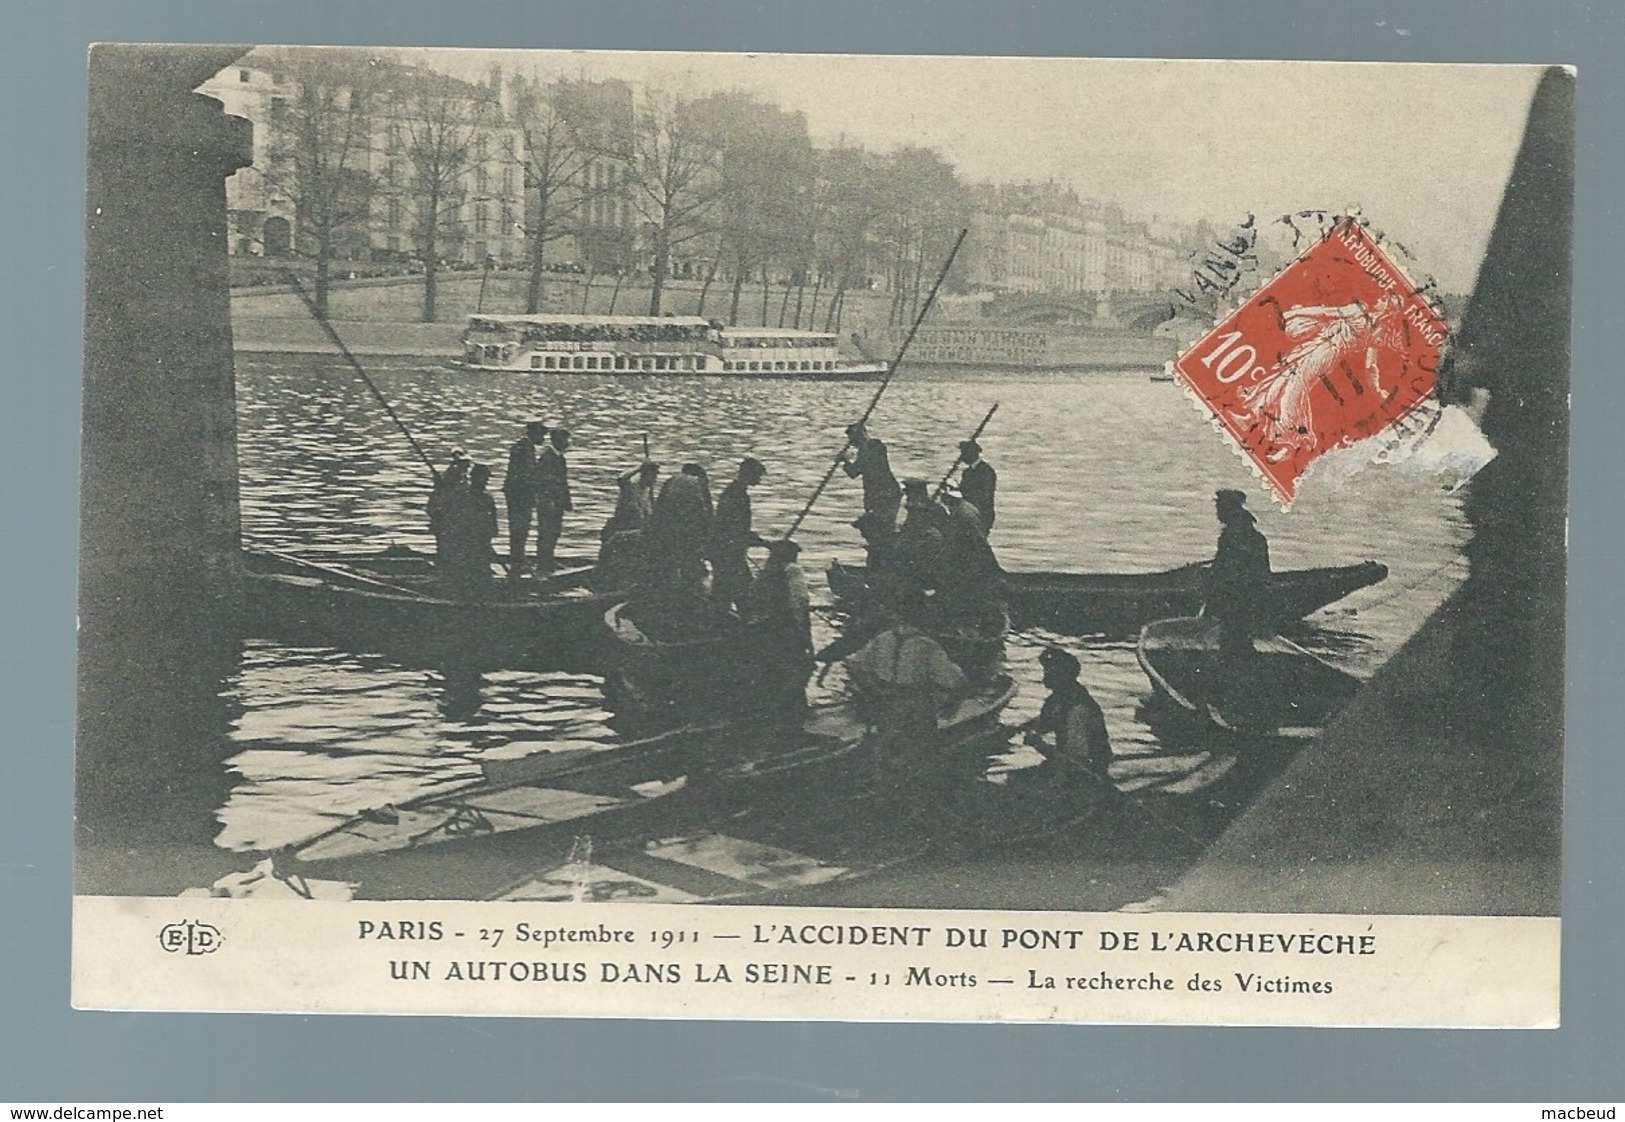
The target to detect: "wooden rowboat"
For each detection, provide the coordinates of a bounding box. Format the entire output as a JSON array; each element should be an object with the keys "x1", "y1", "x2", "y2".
[
  {"x1": 242, "y1": 545, "x2": 626, "y2": 668},
  {"x1": 603, "y1": 596, "x2": 813, "y2": 718},
  {"x1": 828, "y1": 557, "x2": 1387, "y2": 638},
  {"x1": 1135, "y1": 616, "x2": 1362, "y2": 737},
  {"x1": 277, "y1": 676, "x2": 1018, "y2": 900}
]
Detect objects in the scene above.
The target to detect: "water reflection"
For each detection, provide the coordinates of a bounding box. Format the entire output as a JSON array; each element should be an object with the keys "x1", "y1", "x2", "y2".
[{"x1": 216, "y1": 356, "x2": 1472, "y2": 879}]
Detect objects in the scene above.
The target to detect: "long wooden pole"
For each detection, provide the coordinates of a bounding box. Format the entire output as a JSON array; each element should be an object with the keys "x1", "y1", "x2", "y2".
[
  {"x1": 932, "y1": 402, "x2": 999, "y2": 500},
  {"x1": 782, "y1": 227, "x2": 967, "y2": 538},
  {"x1": 285, "y1": 271, "x2": 441, "y2": 480}
]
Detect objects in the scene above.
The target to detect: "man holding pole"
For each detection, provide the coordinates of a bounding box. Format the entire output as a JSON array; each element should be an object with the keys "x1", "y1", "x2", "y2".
[
  {"x1": 841, "y1": 421, "x2": 902, "y2": 531},
  {"x1": 956, "y1": 439, "x2": 997, "y2": 535}
]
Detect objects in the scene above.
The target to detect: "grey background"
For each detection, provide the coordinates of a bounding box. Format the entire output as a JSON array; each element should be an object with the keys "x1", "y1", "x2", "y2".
[{"x1": 5, "y1": 0, "x2": 1619, "y2": 1101}]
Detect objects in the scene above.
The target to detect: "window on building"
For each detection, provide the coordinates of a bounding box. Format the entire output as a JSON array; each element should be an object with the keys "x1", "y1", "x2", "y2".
[
  {"x1": 475, "y1": 166, "x2": 488, "y2": 194},
  {"x1": 269, "y1": 97, "x2": 286, "y2": 120},
  {"x1": 474, "y1": 202, "x2": 488, "y2": 235},
  {"x1": 238, "y1": 69, "x2": 251, "y2": 83},
  {"x1": 475, "y1": 134, "x2": 488, "y2": 162},
  {"x1": 502, "y1": 165, "x2": 514, "y2": 195},
  {"x1": 531, "y1": 355, "x2": 542, "y2": 369},
  {"x1": 500, "y1": 200, "x2": 513, "y2": 233}
]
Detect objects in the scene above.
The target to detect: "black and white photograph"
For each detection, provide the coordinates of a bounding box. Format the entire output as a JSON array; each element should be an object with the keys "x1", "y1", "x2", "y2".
[{"x1": 73, "y1": 44, "x2": 1570, "y2": 1024}]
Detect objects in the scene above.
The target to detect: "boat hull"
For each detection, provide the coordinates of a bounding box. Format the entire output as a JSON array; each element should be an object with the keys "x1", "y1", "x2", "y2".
[
  {"x1": 828, "y1": 558, "x2": 1387, "y2": 638},
  {"x1": 243, "y1": 548, "x2": 624, "y2": 669},
  {"x1": 1135, "y1": 616, "x2": 1362, "y2": 737},
  {"x1": 604, "y1": 599, "x2": 812, "y2": 718}
]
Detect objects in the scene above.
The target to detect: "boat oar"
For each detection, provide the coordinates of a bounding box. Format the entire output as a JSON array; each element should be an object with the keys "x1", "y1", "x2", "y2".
[
  {"x1": 782, "y1": 228, "x2": 968, "y2": 540},
  {"x1": 283, "y1": 270, "x2": 441, "y2": 481},
  {"x1": 256, "y1": 546, "x2": 426, "y2": 599},
  {"x1": 932, "y1": 402, "x2": 999, "y2": 501}
]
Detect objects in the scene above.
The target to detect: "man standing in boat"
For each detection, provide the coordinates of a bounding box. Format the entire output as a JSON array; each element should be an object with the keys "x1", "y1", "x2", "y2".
[
  {"x1": 750, "y1": 538, "x2": 814, "y2": 677},
  {"x1": 646, "y1": 465, "x2": 713, "y2": 596},
  {"x1": 935, "y1": 487, "x2": 1003, "y2": 622},
  {"x1": 1206, "y1": 488, "x2": 1271, "y2": 662},
  {"x1": 955, "y1": 439, "x2": 997, "y2": 535},
  {"x1": 709, "y1": 456, "x2": 769, "y2": 614},
  {"x1": 502, "y1": 420, "x2": 546, "y2": 576},
  {"x1": 534, "y1": 427, "x2": 573, "y2": 573},
  {"x1": 1022, "y1": 646, "x2": 1112, "y2": 781},
  {"x1": 450, "y1": 462, "x2": 500, "y2": 593},
  {"x1": 842, "y1": 421, "x2": 902, "y2": 530},
  {"x1": 429, "y1": 451, "x2": 471, "y2": 575}
]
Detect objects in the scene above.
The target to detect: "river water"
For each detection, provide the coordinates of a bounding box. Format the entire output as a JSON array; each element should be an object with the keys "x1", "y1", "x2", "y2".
[{"x1": 218, "y1": 354, "x2": 1470, "y2": 869}]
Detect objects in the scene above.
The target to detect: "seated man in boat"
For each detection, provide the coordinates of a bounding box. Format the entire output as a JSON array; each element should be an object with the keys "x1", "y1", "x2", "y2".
[
  {"x1": 844, "y1": 593, "x2": 970, "y2": 801},
  {"x1": 841, "y1": 421, "x2": 902, "y2": 530},
  {"x1": 708, "y1": 457, "x2": 770, "y2": 614},
  {"x1": 1205, "y1": 488, "x2": 1271, "y2": 662},
  {"x1": 1020, "y1": 646, "x2": 1112, "y2": 781}
]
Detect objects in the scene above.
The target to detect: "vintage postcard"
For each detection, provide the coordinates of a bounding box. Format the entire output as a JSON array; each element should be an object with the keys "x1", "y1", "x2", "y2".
[{"x1": 75, "y1": 47, "x2": 1570, "y2": 1026}]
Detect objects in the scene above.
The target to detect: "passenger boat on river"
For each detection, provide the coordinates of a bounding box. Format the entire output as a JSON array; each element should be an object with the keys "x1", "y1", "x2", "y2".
[
  {"x1": 456, "y1": 314, "x2": 887, "y2": 379},
  {"x1": 827, "y1": 557, "x2": 1387, "y2": 638},
  {"x1": 242, "y1": 545, "x2": 625, "y2": 668}
]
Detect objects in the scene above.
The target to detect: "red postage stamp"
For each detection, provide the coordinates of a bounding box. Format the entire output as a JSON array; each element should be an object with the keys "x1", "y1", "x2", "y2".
[{"x1": 1173, "y1": 218, "x2": 1448, "y2": 504}]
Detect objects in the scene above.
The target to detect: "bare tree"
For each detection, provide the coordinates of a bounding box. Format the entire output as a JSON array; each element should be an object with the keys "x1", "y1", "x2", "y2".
[
  {"x1": 630, "y1": 90, "x2": 724, "y2": 317},
  {"x1": 400, "y1": 77, "x2": 481, "y2": 322},
  {"x1": 260, "y1": 49, "x2": 379, "y2": 315},
  {"x1": 511, "y1": 75, "x2": 631, "y2": 315}
]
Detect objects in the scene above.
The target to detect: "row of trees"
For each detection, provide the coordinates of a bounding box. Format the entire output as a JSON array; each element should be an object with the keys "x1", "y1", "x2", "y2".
[{"x1": 251, "y1": 50, "x2": 974, "y2": 326}]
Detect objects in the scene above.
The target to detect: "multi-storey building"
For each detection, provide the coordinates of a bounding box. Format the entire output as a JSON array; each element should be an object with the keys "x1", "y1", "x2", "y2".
[
  {"x1": 197, "y1": 57, "x2": 297, "y2": 257},
  {"x1": 200, "y1": 52, "x2": 527, "y2": 269},
  {"x1": 964, "y1": 185, "x2": 1193, "y2": 298}
]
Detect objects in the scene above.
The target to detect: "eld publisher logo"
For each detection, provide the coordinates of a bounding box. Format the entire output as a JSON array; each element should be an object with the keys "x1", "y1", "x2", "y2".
[{"x1": 158, "y1": 920, "x2": 223, "y2": 955}]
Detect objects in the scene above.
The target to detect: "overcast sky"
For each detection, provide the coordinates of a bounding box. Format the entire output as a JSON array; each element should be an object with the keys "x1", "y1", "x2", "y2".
[{"x1": 393, "y1": 48, "x2": 1542, "y2": 293}]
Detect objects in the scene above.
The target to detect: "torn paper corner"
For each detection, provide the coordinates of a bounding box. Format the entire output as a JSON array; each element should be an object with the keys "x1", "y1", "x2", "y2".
[{"x1": 1305, "y1": 404, "x2": 1499, "y2": 495}]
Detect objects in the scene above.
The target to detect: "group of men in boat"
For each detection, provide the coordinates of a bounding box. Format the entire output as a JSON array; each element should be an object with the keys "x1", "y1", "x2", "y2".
[
  {"x1": 426, "y1": 415, "x2": 1273, "y2": 790},
  {"x1": 841, "y1": 420, "x2": 1004, "y2": 630}
]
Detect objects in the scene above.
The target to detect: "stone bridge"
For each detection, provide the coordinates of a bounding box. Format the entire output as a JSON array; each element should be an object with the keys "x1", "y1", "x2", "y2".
[{"x1": 986, "y1": 291, "x2": 1179, "y2": 331}]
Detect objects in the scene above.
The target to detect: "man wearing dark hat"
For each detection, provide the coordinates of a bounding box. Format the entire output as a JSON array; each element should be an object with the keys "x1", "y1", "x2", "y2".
[
  {"x1": 1022, "y1": 646, "x2": 1112, "y2": 779},
  {"x1": 956, "y1": 439, "x2": 997, "y2": 535},
  {"x1": 502, "y1": 421, "x2": 546, "y2": 575},
  {"x1": 893, "y1": 477, "x2": 946, "y2": 599},
  {"x1": 534, "y1": 427, "x2": 573, "y2": 573},
  {"x1": 708, "y1": 456, "x2": 769, "y2": 613},
  {"x1": 1206, "y1": 488, "x2": 1271, "y2": 661},
  {"x1": 841, "y1": 420, "x2": 902, "y2": 530}
]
